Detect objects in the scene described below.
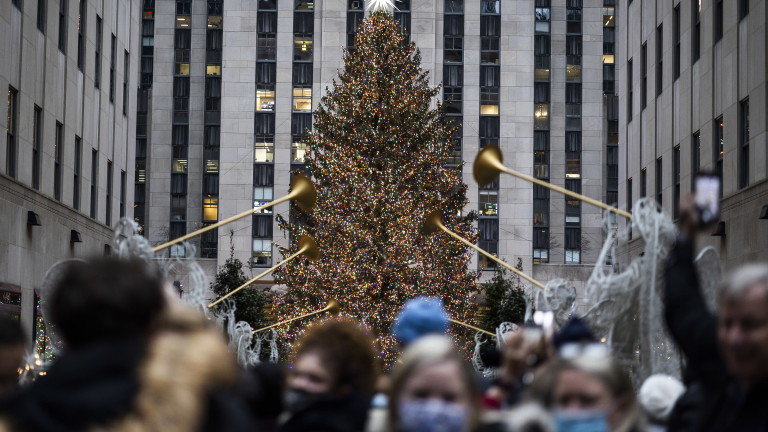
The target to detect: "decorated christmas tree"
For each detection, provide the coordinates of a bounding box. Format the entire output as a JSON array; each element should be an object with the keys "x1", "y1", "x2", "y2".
[{"x1": 273, "y1": 9, "x2": 480, "y2": 363}]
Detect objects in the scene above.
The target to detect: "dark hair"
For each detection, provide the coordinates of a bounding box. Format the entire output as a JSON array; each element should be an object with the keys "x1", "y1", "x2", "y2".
[
  {"x1": 293, "y1": 317, "x2": 380, "y2": 397},
  {"x1": 50, "y1": 257, "x2": 166, "y2": 349},
  {"x1": 0, "y1": 316, "x2": 24, "y2": 346}
]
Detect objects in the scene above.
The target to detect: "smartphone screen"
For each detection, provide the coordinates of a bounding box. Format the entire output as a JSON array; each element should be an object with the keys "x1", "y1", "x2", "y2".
[{"x1": 694, "y1": 174, "x2": 720, "y2": 226}]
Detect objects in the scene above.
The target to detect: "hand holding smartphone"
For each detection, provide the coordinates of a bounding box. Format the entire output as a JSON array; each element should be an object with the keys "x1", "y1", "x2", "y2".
[{"x1": 693, "y1": 173, "x2": 721, "y2": 228}]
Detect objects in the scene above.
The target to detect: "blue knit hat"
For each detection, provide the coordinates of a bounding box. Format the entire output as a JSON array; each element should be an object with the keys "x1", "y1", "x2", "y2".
[{"x1": 392, "y1": 297, "x2": 449, "y2": 346}]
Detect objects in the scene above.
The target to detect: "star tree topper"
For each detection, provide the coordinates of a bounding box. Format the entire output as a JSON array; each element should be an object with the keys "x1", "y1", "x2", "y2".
[{"x1": 365, "y1": 0, "x2": 395, "y2": 13}]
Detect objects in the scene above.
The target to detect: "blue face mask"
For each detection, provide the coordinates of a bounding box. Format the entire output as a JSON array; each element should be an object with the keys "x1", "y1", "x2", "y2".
[
  {"x1": 553, "y1": 410, "x2": 610, "y2": 432},
  {"x1": 398, "y1": 399, "x2": 468, "y2": 432}
]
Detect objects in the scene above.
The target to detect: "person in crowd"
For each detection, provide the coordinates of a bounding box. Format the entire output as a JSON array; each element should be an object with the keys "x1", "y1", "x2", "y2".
[
  {"x1": 386, "y1": 335, "x2": 481, "y2": 432},
  {"x1": 664, "y1": 196, "x2": 768, "y2": 431},
  {"x1": 638, "y1": 374, "x2": 684, "y2": 432},
  {"x1": 535, "y1": 354, "x2": 644, "y2": 432},
  {"x1": 391, "y1": 297, "x2": 450, "y2": 348},
  {"x1": 241, "y1": 362, "x2": 285, "y2": 432},
  {"x1": 280, "y1": 316, "x2": 379, "y2": 432},
  {"x1": 0, "y1": 317, "x2": 25, "y2": 398},
  {"x1": 0, "y1": 257, "x2": 254, "y2": 431}
]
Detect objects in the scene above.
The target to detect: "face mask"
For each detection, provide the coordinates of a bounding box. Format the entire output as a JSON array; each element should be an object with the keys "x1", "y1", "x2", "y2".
[
  {"x1": 398, "y1": 399, "x2": 468, "y2": 432},
  {"x1": 284, "y1": 389, "x2": 332, "y2": 413},
  {"x1": 553, "y1": 410, "x2": 610, "y2": 432}
]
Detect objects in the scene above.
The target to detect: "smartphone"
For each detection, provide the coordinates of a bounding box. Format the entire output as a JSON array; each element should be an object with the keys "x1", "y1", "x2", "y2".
[{"x1": 694, "y1": 173, "x2": 721, "y2": 227}]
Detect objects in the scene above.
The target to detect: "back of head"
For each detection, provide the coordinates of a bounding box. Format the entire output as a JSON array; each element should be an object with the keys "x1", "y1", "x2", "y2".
[
  {"x1": 293, "y1": 317, "x2": 379, "y2": 397},
  {"x1": 391, "y1": 297, "x2": 449, "y2": 346},
  {"x1": 50, "y1": 257, "x2": 166, "y2": 349}
]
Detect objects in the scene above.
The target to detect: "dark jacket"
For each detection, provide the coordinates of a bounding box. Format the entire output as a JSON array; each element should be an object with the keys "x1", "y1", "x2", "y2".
[
  {"x1": 0, "y1": 309, "x2": 254, "y2": 432},
  {"x1": 664, "y1": 237, "x2": 768, "y2": 432},
  {"x1": 279, "y1": 394, "x2": 372, "y2": 432}
]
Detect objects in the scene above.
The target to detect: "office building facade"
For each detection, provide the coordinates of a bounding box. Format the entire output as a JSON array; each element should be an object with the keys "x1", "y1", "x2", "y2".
[
  {"x1": 142, "y1": 0, "x2": 617, "y2": 300},
  {"x1": 619, "y1": 0, "x2": 768, "y2": 267},
  {"x1": 0, "y1": 0, "x2": 140, "y2": 341}
]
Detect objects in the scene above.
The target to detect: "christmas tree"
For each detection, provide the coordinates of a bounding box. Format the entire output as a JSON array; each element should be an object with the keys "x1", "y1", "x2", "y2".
[
  {"x1": 478, "y1": 258, "x2": 527, "y2": 331},
  {"x1": 273, "y1": 10, "x2": 479, "y2": 363}
]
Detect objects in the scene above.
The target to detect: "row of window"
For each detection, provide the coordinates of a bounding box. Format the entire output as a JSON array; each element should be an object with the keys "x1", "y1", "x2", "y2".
[
  {"x1": 629, "y1": 0, "x2": 750, "y2": 120},
  {"x1": 533, "y1": 0, "x2": 551, "y2": 265},
  {"x1": 628, "y1": 99, "x2": 750, "y2": 223},
  {"x1": 5, "y1": 87, "x2": 125, "y2": 225}
]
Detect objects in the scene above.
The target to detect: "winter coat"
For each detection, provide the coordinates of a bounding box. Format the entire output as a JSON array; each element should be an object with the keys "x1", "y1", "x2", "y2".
[
  {"x1": 279, "y1": 394, "x2": 372, "y2": 432},
  {"x1": 0, "y1": 308, "x2": 254, "y2": 432},
  {"x1": 664, "y1": 237, "x2": 768, "y2": 432}
]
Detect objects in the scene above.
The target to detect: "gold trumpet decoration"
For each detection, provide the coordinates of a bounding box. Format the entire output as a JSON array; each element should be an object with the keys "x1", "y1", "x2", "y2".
[
  {"x1": 208, "y1": 235, "x2": 320, "y2": 308},
  {"x1": 423, "y1": 210, "x2": 545, "y2": 290},
  {"x1": 154, "y1": 174, "x2": 317, "y2": 252},
  {"x1": 252, "y1": 299, "x2": 341, "y2": 334},
  {"x1": 448, "y1": 318, "x2": 495, "y2": 337},
  {"x1": 474, "y1": 145, "x2": 632, "y2": 219}
]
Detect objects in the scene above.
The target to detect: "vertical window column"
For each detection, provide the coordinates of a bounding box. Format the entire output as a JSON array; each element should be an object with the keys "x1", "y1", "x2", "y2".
[
  {"x1": 533, "y1": 0, "x2": 550, "y2": 264},
  {"x1": 54, "y1": 122, "x2": 63, "y2": 200},
  {"x1": 739, "y1": 99, "x2": 749, "y2": 189},
  {"x1": 134, "y1": 1, "x2": 154, "y2": 233},
  {"x1": 201, "y1": 0, "x2": 223, "y2": 259},
  {"x1": 393, "y1": 0, "x2": 411, "y2": 43},
  {"x1": 252, "y1": 0, "x2": 277, "y2": 268},
  {"x1": 169, "y1": 0, "x2": 191, "y2": 257},
  {"x1": 346, "y1": 0, "x2": 364, "y2": 50},
  {"x1": 90, "y1": 149, "x2": 98, "y2": 219},
  {"x1": 564, "y1": 0, "x2": 582, "y2": 265},
  {"x1": 74, "y1": 136, "x2": 82, "y2": 210},
  {"x1": 478, "y1": 0, "x2": 500, "y2": 270},
  {"x1": 6, "y1": 88, "x2": 17, "y2": 179},
  {"x1": 106, "y1": 160, "x2": 113, "y2": 225},
  {"x1": 33, "y1": 106, "x2": 42, "y2": 190},
  {"x1": 714, "y1": 115, "x2": 723, "y2": 196},
  {"x1": 77, "y1": 0, "x2": 86, "y2": 70},
  {"x1": 443, "y1": 0, "x2": 463, "y2": 167}
]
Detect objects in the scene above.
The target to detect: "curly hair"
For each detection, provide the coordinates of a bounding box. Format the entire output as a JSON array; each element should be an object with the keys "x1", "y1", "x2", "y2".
[{"x1": 292, "y1": 317, "x2": 380, "y2": 397}]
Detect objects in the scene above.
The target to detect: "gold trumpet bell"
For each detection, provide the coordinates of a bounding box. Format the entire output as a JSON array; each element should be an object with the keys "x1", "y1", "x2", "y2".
[
  {"x1": 297, "y1": 235, "x2": 321, "y2": 262},
  {"x1": 473, "y1": 145, "x2": 504, "y2": 186},
  {"x1": 325, "y1": 299, "x2": 340, "y2": 316},
  {"x1": 290, "y1": 174, "x2": 317, "y2": 213},
  {"x1": 422, "y1": 210, "x2": 444, "y2": 235}
]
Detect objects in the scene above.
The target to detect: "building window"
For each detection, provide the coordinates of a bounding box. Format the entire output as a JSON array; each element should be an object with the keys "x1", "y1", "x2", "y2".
[
  {"x1": 740, "y1": 0, "x2": 749, "y2": 20},
  {"x1": 74, "y1": 136, "x2": 82, "y2": 210},
  {"x1": 77, "y1": 0, "x2": 86, "y2": 70},
  {"x1": 715, "y1": 115, "x2": 724, "y2": 196},
  {"x1": 95, "y1": 15, "x2": 102, "y2": 88},
  {"x1": 109, "y1": 34, "x2": 116, "y2": 102},
  {"x1": 292, "y1": 87, "x2": 312, "y2": 112},
  {"x1": 641, "y1": 43, "x2": 647, "y2": 109},
  {"x1": 533, "y1": 227, "x2": 549, "y2": 264},
  {"x1": 656, "y1": 25, "x2": 662, "y2": 96},
  {"x1": 203, "y1": 196, "x2": 218, "y2": 221},
  {"x1": 119, "y1": 170, "x2": 126, "y2": 218},
  {"x1": 655, "y1": 157, "x2": 663, "y2": 207},
  {"x1": 692, "y1": 0, "x2": 700, "y2": 63},
  {"x1": 673, "y1": 146, "x2": 680, "y2": 218},
  {"x1": 627, "y1": 58, "x2": 633, "y2": 121},
  {"x1": 535, "y1": 7, "x2": 550, "y2": 32},
  {"x1": 739, "y1": 99, "x2": 749, "y2": 189},
  {"x1": 641, "y1": 168, "x2": 647, "y2": 197},
  {"x1": 58, "y1": 0, "x2": 68, "y2": 53},
  {"x1": 254, "y1": 187, "x2": 274, "y2": 211},
  {"x1": 54, "y1": 122, "x2": 63, "y2": 200},
  {"x1": 33, "y1": 106, "x2": 42, "y2": 190},
  {"x1": 252, "y1": 239, "x2": 272, "y2": 267},
  {"x1": 674, "y1": 5, "x2": 680, "y2": 79},
  {"x1": 255, "y1": 140, "x2": 275, "y2": 163},
  {"x1": 479, "y1": 190, "x2": 498, "y2": 216},
  {"x1": 691, "y1": 131, "x2": 700, "y2": 188},
  {"x1": 106, "y1": 161, "x2": 113, "y2": 225},
  {"x1": 6, "y1": 87, "x2": 17, "y2": 179},
  {"x1": 293, "y1": 36, "x2": 313, "y2": 61},
  {"x1": 12, "y1": 0, "x2": 22, "y2": 10},
  {"x1": 627, "y1": 177, "x2": 633, "y2": 239},
  {"x1": 565, "y1": 249, "x2": 580, "y2": 264},
  {"x1": 123, "y1": 51, "x2": 130, "y2": 114},
  {"x1": 714, "y1": 0, "x2": 723, "y2": 43},
  {"x1": 256, "y1": 87, "x2": 276, "y2": 112},
  {"x1": 38, "y1": 0, "x2": 47, "y2": 33},
  {"x1": 292, "y1": 141, "x2": 310, "y2": 163},
  {"x1": 0, "y1": 285, "x2": 22, "y2": 322},
  {"x1": 90, "y1": 149, "x2": 98, "y2": 219}
]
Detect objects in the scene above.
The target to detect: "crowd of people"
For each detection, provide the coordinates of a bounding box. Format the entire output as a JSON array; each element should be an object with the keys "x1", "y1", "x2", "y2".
[{"x1": 0, "y1": 199, "x2": 764, "y2": 431}]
